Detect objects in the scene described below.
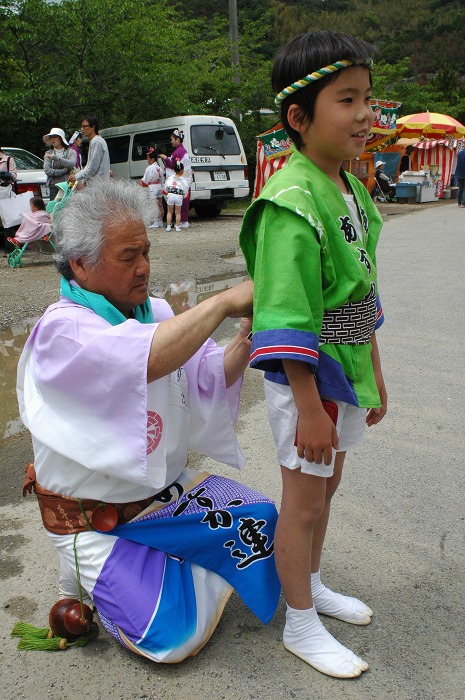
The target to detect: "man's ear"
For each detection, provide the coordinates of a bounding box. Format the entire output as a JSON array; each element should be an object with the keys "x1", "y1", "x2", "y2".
[
  {"x1": 69, "y1": 258, "x2": 88, "y2": 284},
  {"x1": 287, "y1": 104, "x2": 310, "y2": 133}
]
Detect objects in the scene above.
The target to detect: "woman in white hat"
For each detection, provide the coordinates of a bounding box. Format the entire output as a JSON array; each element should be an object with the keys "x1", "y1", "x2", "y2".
[
  {"x1": 374, "y1": 160, "x2": 396, "y2": 201},
  {"x1": 43, "y1": 127, "x2": 77, "y2": 201}
]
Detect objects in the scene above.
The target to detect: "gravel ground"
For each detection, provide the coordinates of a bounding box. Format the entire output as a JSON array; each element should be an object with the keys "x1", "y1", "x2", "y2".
[
  {"x1": 0, "y1": 200, "x2": 449, "y2": 328},
  {"x1": 0, "y1": 210, "x2": 249, "y2": 329},
  {"x1": 1, "y1": 198, "x2": 463, "y2": 700}
]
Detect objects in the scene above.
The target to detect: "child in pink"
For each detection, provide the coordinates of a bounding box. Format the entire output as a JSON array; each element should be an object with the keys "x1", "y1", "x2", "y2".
[{"x1": 7, "y1": 197, "x2": 52, "y2": 246}]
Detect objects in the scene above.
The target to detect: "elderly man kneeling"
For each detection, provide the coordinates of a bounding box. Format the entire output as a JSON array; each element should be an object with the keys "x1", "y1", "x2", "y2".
[{"x1": 17, "y1": 179, "x2": 279, "y2": 663}]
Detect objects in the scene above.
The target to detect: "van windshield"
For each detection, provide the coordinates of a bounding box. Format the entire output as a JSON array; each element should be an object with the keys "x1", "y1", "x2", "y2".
[{"x1": 190, "y1": 125, "x2": 240, "y2": 156}]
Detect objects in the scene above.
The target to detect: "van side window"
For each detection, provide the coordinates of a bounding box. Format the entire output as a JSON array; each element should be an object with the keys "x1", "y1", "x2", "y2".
[
  {"x1": 106, "y1": 135, "x2": 130, "y2": 164},
  {"x1": 190, "y1": 126, "x2": 240, "y2": 156},
  {"x1": 132, "y1": 129, "x2": 174, "y2": 161}
]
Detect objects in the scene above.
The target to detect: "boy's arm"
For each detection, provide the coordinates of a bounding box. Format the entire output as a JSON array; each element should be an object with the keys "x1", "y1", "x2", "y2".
[
  {"x1": 366, "y1": 331, "x2": 387, "y2": 426},
  {"x1": 283, "y1": 359, "x2": 338, "y2": 465},
  {"x1": 245, "y1": 203, "x2": 323, "y2": 372}
]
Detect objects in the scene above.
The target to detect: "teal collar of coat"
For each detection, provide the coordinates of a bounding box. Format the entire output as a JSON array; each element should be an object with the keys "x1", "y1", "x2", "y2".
[{"x1": 60, "y1": 277, "x2": 154, "y2": 326}]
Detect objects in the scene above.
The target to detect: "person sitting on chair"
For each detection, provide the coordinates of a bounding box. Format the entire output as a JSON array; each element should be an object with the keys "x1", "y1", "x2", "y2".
[
  {"x1": 374, "y1": 161, "x2": 396, "y2": 201},
  {"x1": 7, "y1": 197, "x2": 52, "y2": 247}
]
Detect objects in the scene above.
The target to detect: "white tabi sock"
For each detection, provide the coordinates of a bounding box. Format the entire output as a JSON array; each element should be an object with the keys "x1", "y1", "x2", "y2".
[
  {"x1": 311, "y1": 570, "x2": 373, "y2": 625},
  {"x1": 283, "y1": 604, "x2": 369, "y2": 678}
]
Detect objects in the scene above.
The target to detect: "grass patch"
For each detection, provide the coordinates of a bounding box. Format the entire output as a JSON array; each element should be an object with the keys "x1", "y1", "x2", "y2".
[{"x1": 225, "y1": 195, "x2": 252, "y2": 212}]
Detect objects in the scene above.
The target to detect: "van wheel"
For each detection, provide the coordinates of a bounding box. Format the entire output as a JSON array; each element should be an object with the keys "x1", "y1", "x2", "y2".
[{"x1": 194, "y1": 202, "x2": 223, "y2": 218}]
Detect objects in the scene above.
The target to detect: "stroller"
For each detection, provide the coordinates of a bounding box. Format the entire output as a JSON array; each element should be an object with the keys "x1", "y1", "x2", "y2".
[{"x1": 7, "y1": 182, "x2": 73, "y2": 268}]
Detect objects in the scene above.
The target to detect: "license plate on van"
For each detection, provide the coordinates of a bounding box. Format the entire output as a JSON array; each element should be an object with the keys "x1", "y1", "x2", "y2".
[
  {"x1": 41, "y1": 185, "x2": 50, "y2": 198},
  {"x1": 213, "y1": 171, "x2": 227, "y2": 181}
]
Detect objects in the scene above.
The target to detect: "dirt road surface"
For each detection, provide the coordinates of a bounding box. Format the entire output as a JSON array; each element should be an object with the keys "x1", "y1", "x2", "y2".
[{"x1": 1, "y1": 200, "x2": 464, "y2": 700}]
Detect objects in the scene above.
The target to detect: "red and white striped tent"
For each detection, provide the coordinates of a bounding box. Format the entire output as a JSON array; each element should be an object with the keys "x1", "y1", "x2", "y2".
[
  {"x1": 414, "y1": 139, "x2": 464, "y2": 197},
  {"x1": 253, "y1": 125, "x2": 291, "y2": 198}
]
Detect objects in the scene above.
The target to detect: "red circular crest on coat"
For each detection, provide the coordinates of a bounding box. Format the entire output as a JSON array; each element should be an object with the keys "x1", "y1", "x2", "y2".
[{"x1": 146, "y1": 411, "x2": 163, "y2": 454}]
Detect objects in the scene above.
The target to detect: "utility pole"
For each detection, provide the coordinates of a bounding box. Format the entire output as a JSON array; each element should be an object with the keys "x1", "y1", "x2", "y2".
[{"x1": 229, "y1": 0, "x2": 242, "y2": 120}]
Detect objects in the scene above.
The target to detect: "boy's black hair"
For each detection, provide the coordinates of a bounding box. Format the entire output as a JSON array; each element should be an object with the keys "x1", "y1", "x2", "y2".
[
  {"x1": 272, "y1": 31, "x2": 375, "y2": 150},
  {"x1": 31, "y1": 196, "x2": 46, "y2": 210},
  {"x1": 174, "y1": 159, "x2": 184, "y2": 173}
]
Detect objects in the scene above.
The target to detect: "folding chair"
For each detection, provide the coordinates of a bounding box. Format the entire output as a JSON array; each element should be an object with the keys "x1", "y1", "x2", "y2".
[
  {"x1": 7, "y1": 181, "x2": 74, "y2": 267},
  {"x1": 7, "y1": 233, "x2": 55, "y2": 268},
  {"x1": 371, "y1": 177, "x2": 389, "y2": 203}
]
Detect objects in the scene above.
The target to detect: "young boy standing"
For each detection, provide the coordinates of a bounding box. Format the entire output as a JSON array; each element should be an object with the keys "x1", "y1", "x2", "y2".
[{"x1": 240, "y1": 31, "x2": 387, "y2": 679}]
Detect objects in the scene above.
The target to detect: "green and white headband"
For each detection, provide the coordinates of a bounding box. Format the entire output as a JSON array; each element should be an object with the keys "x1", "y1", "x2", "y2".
[{"x1": 274, "y1": 58, "x2": 373, "y2": 106}]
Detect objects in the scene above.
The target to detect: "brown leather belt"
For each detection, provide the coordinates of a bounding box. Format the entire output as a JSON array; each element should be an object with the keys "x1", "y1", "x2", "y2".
[{"x1": 23, "y1": 463, "x2": 154, "y2": 535}]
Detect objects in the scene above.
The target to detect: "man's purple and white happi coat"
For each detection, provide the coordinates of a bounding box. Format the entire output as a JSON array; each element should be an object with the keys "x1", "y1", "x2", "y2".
[{"x1": 17, "y1": 296, "x2": 279, "y2": 662}]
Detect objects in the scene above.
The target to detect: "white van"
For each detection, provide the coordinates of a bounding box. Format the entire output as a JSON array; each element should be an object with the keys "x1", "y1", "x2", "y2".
[{"x1": 100, "y1": 115, "x2": 249, "y2": 217}]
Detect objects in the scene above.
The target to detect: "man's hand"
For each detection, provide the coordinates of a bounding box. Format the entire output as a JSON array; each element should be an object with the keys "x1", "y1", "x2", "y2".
[
  {"x1": 221, "y1": 280, "x2": 253, "y2": 319},
  {"x1": 68, "y1": 172, "x2": 76, "y2": 184},
  {"x1": 223, "y1": 315, "x2": 253, "y2": 388},
  {"x1": 238, "y1": 315, "x2": 252, "y2": 339}
]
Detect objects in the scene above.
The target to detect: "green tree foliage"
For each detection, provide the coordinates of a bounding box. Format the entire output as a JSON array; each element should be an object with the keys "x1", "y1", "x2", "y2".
[{"x1": 0, "y1": 0, "x2": 464, "y2": 167}]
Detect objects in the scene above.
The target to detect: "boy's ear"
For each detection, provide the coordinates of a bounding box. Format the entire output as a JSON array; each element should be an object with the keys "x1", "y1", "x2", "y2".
[{"x1": 287, "y1": 104, "x2": 310, "y2": 133}]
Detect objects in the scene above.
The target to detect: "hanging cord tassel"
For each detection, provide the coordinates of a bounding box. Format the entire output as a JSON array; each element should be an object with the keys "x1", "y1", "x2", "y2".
[
  {"x1": 11, "y1": 622, "x2": 50, "y2": 639},
  {"x1": 11, "y1": 533, "x2": 98, "y2": 651},
  {"x1": 73, "y1": 531, "x2": 87, "y2": 622},
  {"x1": 14, "y1": 624, "x2": 98, "y2": 651},
  {"x1": 17, "y1": 636, "x2": 69, "y2": 651}
]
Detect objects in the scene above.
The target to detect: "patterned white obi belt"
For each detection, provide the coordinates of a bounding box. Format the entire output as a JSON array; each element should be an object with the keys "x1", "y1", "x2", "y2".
[{"x1": 320, "y1": 284, "x2": 377, "y2": 345}]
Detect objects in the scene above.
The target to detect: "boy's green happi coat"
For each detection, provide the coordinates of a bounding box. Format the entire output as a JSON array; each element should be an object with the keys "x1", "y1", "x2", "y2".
[{"x1": 240, "y1": 148, "x2": 384, "y2": 408}]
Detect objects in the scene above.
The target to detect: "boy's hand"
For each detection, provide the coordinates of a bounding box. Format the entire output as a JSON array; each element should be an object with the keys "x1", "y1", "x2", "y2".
[
  {"x1": 366, "y1": 380, "x2": 387, "y2": 426},
  {"x1": 367, "y1": 332, "x2": 387, "y2": 427},
  {"x1": 295, "y1": 406, "x2": 339, "y2": 465}
]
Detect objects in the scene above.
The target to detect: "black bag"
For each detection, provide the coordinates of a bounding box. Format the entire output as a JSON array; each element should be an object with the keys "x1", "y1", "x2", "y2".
[{"x1": 0, "y1": 157, "x2": 17, "y2": 192}]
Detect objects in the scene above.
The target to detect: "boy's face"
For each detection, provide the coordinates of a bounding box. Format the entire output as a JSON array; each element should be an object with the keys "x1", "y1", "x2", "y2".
[{"x1": 296, "y1": 66, "x2": 373, "y2": 175}]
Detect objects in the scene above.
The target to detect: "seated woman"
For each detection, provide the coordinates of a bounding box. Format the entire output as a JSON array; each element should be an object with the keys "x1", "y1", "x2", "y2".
[
  {"x1": 7, "y1": 197, "x2": 52, "y2": 247},
  {"x1": 374, "y1": 161, "x2": 396, "y2": 201}
]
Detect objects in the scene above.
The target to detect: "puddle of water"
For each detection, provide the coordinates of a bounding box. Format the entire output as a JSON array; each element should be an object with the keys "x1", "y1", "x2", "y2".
[
  {"x1": 0, "y1": 272, "x2": 250, "y2": 443},
  {"x1": 0, "y1": 317, "x2": 38, "y2": 444},
  {"x1": 151, "y1": 270, "x2": 250, "y2": 314}
]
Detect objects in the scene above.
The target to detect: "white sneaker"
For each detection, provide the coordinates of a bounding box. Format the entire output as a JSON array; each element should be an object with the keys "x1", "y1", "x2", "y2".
[
  {"x1": 154, "y1": 222, "x2": 163, "y2": 228},
  {"x1": 148, "y1": 224, "x2": 157, "y2": 229},
  {"x1": 180, "y1": 221, "x2": 189, "y2": 228},
  {"x1": 175, "y1": 226, "x2": 181, "y2": 232},
  {"x1": 166, "y1": 225, "x2": 172, "y2": 231}
]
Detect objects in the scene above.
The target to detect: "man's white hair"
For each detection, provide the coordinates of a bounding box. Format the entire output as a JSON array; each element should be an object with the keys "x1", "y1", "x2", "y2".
[{"x1": 53, "y1": 179, "x2": 152, "y2": 279}]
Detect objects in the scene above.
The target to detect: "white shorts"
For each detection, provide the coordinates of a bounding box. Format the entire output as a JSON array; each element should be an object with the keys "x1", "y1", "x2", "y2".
[
  {"x1": 166, "y1": 193, "x2": 183, "y2": 207},
  {"x1": 264, "y1": 379, "x2": 366, "y2": 478},
  {"x1": 148, "y1": 184, "x2": 162, "y2": 199}
]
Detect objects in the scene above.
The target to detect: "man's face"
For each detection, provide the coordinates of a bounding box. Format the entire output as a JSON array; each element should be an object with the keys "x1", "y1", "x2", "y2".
[
  {"x1": 81, "y1": 120, "x2": 95, "y2": 138},
  {"x1": 74, "y1": 219, "x2": 151, "y2": 315}
]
